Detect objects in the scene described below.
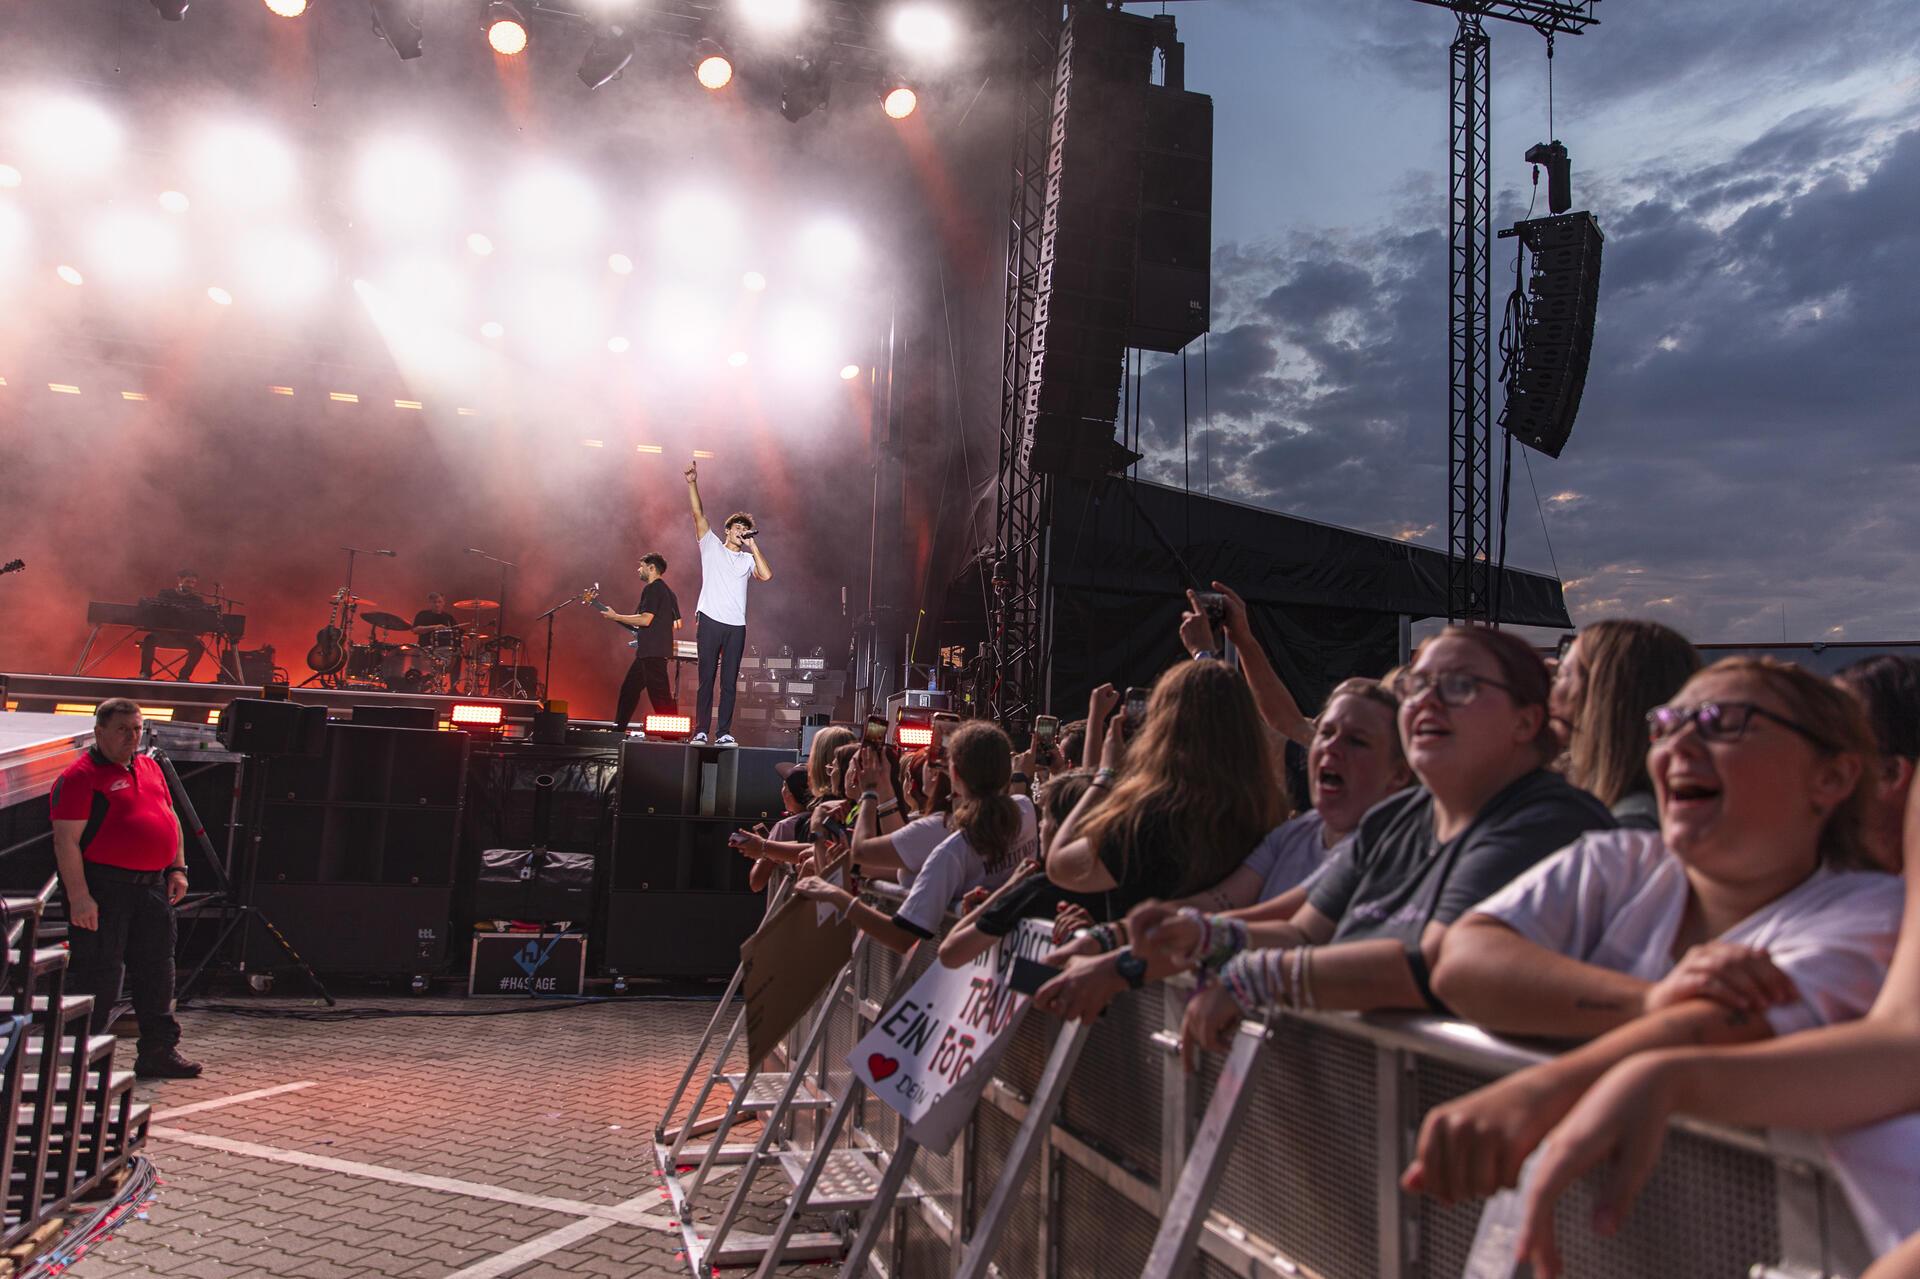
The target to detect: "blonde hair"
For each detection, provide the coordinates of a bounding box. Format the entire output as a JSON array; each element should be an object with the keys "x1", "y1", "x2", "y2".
[
  {"x1": 1565, "y1": 619, "x2": 1699, "y2": 807},
  {"x1": 806, "y1": 726, "x2": 855, "y2": 799}
]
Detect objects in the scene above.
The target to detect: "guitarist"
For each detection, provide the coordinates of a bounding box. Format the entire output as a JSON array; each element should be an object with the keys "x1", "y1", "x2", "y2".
[{"x1": 599, "y1": 553, "x2": 681, "y2": 736}]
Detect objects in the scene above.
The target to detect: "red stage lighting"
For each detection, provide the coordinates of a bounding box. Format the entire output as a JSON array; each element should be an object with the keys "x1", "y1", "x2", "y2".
[
  {"x1": 897, "y1": 719, "x2": 934, "y2": 749},
  {"x1": 645, "y1": 713, "x2": 694, "y2": 739},
  {"x1": 882, "y1": 86, "x2": 918, "y2": 120},
  {"x1": 484, "y1": 1, "x2": 529, "y2": 55},
  {"x1": 451, "y1": 704, "x2": 504, "y2": 725}
]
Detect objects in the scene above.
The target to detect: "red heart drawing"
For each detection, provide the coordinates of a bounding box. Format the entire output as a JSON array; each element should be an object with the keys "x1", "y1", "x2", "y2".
[{"x1": 868, "y1": 1053, "x2": 900, "y2": 1081}]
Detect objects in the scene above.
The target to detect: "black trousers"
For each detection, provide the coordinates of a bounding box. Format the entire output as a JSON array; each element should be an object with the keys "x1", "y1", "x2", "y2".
[
  {"x1": 693, "y1": 612, "x2": 746, "y2": 738},
  {"x1": 139, "y1": 631, "x2": 204, "y2": 681},
  {"x1": 614, "y1": 654, "x2": 676, "y2": 730},
  {"x1": 64, "y1": 864, "x2": 182, "y2": 1057}
]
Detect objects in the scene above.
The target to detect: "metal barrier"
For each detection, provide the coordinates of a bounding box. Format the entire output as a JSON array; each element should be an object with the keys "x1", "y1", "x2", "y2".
[{"x1": 757, "y1": 885, "x2": 1880, "y2": 1279}]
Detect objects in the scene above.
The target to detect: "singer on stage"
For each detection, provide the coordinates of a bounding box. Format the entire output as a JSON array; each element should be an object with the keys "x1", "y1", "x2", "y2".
[{"x1": 685, "y1": 460, "x2": 771, "y2": 746}]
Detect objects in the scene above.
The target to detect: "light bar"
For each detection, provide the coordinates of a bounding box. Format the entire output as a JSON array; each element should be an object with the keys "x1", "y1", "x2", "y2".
[
  {"x1": 644, "y1": 713, "x2": 693, "y2": 738},
  {"x1": 53, "y1": 702, "x2": 97, "y2": 717},
  {"x1": 270, "y1": 385, "x2": 295, "y2": 395},
  {"x1": 897, "y1": 721, "x2": 934, "y2": 749},
  {"x1": 395, "y1": 399, "x2": 423, "y2": 410},
  {"x1": 450, "y1": 704, "x2": 504, "y2": 725},
  {"x1": 140, "y1": 706, "x2": 176, "y2": 722},
  {"x1": 329, "y1": 391, "x2": 359, "y2": 403}
]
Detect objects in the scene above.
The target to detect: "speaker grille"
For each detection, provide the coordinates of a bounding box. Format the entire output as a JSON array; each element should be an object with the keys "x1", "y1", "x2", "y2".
[{"x1": 1501, "y1": 211, "x2": 1604, "y2": 459}]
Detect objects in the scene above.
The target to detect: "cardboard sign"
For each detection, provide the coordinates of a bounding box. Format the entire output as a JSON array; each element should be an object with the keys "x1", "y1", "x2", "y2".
[
  {"x1": 848, "y1": 918, "x2": 1053, "y2": 1154},
  {"x1": 741, "y1": 892, "x2": 855, "y2": 1068}
]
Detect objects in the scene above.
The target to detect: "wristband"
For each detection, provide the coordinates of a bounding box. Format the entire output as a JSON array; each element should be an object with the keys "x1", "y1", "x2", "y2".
[
  {"x1": 875, "y1": 799, "x2": 900, "y2": 816},
  {"x1": 1010, "y1": 771, "x2": 1030, "y2": 785},
  {"x1": 166, "y1": 867, "x2": 188, "y2": 877},
  {"x1": 1092, "y1": 766, "x2": 1118, "y2": 787}
]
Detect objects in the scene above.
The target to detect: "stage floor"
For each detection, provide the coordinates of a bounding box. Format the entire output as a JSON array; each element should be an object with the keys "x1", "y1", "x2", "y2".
[{"x1": 70, "y1": 996, "x2": 828, "y2": 1279}]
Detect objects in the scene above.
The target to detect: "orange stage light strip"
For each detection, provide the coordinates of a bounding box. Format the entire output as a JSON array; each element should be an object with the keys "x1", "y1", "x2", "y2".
[
  {"x1": 395, "y1": 399, "x2": 423, "y2": 410},
  {"x1": 450, "y1": 704, "x2": 504, "y2": 725},
  {"x1": 208, "y1": 708, "x2": 221, "y2": 726},
  {"x1": 581, "y1": 439, "x2": 604, "y2": 448},
  {"x1": 692, "y1": 450, "x2": 716, "y2": 459},
  {"x1": 269, "y1": 385, "x2": 295, "y2": 395},
  {"x1": 329, "y1": 391, "x2": 359, "y2": 403},
  {"x1": 456, "y1": 407, "x2": 478, "y2": 416},
  {"x1": 49, "y1": 384, "x2": 80, "y2": 395},
  {"x1": 121, "y1": 391, "x2": 149, "y2": 401},
  {"x1": 53, "y1": 703, "x2": 96, "y2": 717},
  {"x1": 636, "y1": 444, "x2": 663, "y2": 454}
]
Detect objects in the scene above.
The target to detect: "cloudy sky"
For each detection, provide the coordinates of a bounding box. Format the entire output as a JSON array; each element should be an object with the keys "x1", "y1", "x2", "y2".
[{"x1": 1126, "y1": 0, "x2": 1920, "y2": 641}]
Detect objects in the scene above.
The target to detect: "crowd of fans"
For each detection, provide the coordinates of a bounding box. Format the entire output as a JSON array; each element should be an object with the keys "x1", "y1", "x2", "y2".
[{"x1": 728, "y1": 590, "x2": 1920, "y2": 1278}]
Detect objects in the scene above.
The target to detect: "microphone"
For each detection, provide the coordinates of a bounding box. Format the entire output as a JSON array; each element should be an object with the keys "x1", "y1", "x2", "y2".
[
  {"x1": 376, "y1": 549, "x2": 397, "y2": 558},
  {"x1": 466, "y1": 547, "x2": 486, "y2": 555}
]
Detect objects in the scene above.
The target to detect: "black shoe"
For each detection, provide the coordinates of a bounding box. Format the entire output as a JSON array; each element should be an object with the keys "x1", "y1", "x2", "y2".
[{"x1": 135, "y1": 1049, "x2": 203, "y2": 1080}]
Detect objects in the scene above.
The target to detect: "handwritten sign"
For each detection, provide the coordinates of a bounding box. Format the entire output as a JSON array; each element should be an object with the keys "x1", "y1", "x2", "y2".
[
  {"x1": 741, "y1": 893, "x2": 854, "y2": 1068},
  {"x1": 848, "y1": 918, "x2": 1053, "y2": 1154}
]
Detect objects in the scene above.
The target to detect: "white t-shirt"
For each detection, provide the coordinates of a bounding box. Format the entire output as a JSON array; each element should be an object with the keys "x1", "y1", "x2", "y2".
[
  {"x1": 1240, "y1": 811, "x2": 1349, "y2": 903},
  {"x1": 892, "y1": 795, "x2": 1038, "y2": 938},
  {"x1": 887, "y1": 814, "x2": 952, "y2": 889},
  {"x1": 695, "y1": 529, "x2": 755, "y2": 626},
  {"x1": 1472, "y1": 829, "x2": 1904, "y2": 1036}
]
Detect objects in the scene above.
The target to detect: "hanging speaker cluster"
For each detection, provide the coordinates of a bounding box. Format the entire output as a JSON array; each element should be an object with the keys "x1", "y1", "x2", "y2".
[{"x1": 1499, "y1": 211, "x2": 1603, "y2": 459}]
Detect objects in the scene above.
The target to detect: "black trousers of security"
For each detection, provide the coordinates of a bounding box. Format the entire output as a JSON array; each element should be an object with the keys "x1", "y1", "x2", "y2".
[
  {"x1": 693, "y1": 612, "x2": 746, "y2": 738},
  {"x1": 614, "y1": 655, "x2": 676, "y2": 731},
  {"x1": 64, "y1": 863, "x2": 182, "y2": 1057}
]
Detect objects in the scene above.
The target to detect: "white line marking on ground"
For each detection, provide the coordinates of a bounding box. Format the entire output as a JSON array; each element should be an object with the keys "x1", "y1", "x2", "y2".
[
  {"x1": 148, "y1": 1128, "x2": 673, "y2": 1229},
  {"x1": 441, "y1": 1216, "x2": 613, "y2": 1278},
  {"x1": 152, "y1": 1081, "x2": 318, "y2": 1121}
]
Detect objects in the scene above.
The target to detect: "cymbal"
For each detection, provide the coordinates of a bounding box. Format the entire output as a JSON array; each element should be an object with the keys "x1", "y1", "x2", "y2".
[
  {"x1": 452, "y1": 598, "x2": 498, "y2": 611},
  {"x1": 362, "y1": 611, "x2": 414, "y2": 631},
  {"x1": 332, "y1": 595, "x2": 378, "y2": 608}
]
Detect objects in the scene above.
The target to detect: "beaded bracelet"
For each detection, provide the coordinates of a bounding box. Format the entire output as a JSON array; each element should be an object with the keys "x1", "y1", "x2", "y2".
[{"x1": 1084, "y1": 921, "x2": 1127, "y2": 953}]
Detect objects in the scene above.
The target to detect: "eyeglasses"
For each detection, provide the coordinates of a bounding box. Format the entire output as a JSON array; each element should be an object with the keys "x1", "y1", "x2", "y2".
[
  {"x1": 1645, "y1": 700, "x2": 1828, "y2": 749},
  {"x1": 1389, "y1": 669, "x2": 1516, "y2": 708},
  {"x1": 1554, "y1": 632, "x2": 1577, "y2": 664}
]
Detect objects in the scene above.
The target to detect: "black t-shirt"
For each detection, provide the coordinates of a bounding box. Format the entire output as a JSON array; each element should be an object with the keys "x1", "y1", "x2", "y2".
[
  {"x1": 974, "y1": 872, "x2": 1119, "y2": 932},
  {"x1": 1094, "y1": 811, "x2": 1190, "y2": 918},
  {"x1": 413, "y1": 609, "x2": 457, "y2": 629},
  {"x1": 1308, "y1": 768, "x2": 1614, "y2": 948},
  {"x1": 631, "y1": 579, "x2": 680, "y2": 658}
]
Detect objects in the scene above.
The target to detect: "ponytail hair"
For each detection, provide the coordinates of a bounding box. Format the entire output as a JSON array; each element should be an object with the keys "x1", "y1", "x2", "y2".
[{"x1": 946, "y1": 721, "x2": 1023, "y2": 874}]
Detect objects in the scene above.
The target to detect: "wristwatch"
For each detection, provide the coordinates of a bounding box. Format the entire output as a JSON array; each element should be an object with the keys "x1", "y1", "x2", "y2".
[{"x1": 1115, "y1": 951, "x2": 1148, "y2": 990}]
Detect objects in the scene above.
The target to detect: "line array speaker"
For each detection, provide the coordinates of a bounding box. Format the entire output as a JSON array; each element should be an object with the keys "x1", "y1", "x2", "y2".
[{"x1": 1501, "y1": 211, "x2": 1604, "y2": 459}]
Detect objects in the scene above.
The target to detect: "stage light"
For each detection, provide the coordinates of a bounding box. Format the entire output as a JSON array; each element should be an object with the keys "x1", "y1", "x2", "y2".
[
  {"x1": 481, "y1": 320, "x2": 504, "y2": 338},
  {"x1": 190, "y1": 123, "x2": 297, "y2": 210},
  {"x1": 768, "y1": 303, "x2": 836, "y2": 375},
  {"x1": 467, "y1": 231, "x2": 494, "y2": 255},
  {"x1": 742, "y1": 270, "x2": 767, "y2": 292},
  {"x1": 450, "y1": 703, "x2": 504, "y2": 725},
  {"x1": 21, "y1": 97, "x2": 122, "y2": 177},
  {"x1": 608, "y1": 252, "x2": 633, "y2": 275},
  {"x1": 234, "y1": 229, "x2": 332, "y2": 306},
  {"x1": 207, "y1": 286, "x2": 233, "y2": 305},
  {"x1": 839, "y1": 363, "x2": 860, "y2": 380},
  {"x1": 608, "y1": 335, "x2": 630, "y2": 353},
  {"x1": 356, "y1": 137, "x2": 459, "y2": 234},
  {"x1": 56, "y1": 264, "x2": 83, "y2": 286},
  {"x1": 693, "y1": 40, "x2": 734, "y2": 90},
  {"x1": 502, "y1": 166, "x2": 601, "y2": 251},
  {"x1": 897, "y1": 717, "x2": 933, "y2": 748},
  {"x1": 158, "y1": 189, "x2": 190, "y2": 213},
  {"x1": 484, "y1": 1, "x2": 529, "y2": 55},
  {"x1": 727, "y1": 350, "x2": 748, "y2": 367},
  {"x1": 515, "y1": 275, "x2": 600, "y2": 356},
  {"x1": 644, "y1": 712, "x2": 693, "y2": 739},
  {"x1": 0, "y1": 165, "x2": 20, "y2": 188},
  {"x1": 371, "y1": 0, "x2": 425, "y2": 59},
  {"x1": 738, "y1": 0, "x2": 804, "y2": 32},
  {"x1": 646, "y1": 286, "x2": 722, "y2": 360},
  {"x1": 882, "y1": 85, "x2": 918, "y2": 120},
  {"x1": 88, "y1": 212, "x2": 182, "y2": 285},
  {"x1": 778, "y1": 53, "x2": 831, "y2": 122},
  {"x1": 264, "y1": 0, "x2": 308, "y2": 16},
  {"x1": 148, "y1": 0, "x2": 189, "y2": 19},
  {"x1": 890, "y1": 5, "x2": 956, "y2": 57},
  {"x1": 578, "y1": 25, "x2": 635, "y2": 89}
]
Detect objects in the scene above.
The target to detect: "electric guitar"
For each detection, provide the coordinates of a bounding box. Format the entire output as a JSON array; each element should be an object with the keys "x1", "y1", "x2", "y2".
[{"x1": 586, "y1": 582, "x2": 653, "y2": 649}]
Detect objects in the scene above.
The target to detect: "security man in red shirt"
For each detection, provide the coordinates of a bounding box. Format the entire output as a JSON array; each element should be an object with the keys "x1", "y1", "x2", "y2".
[{"x1": 50, "y1": 698, "x2": 202, "y2": 1079}]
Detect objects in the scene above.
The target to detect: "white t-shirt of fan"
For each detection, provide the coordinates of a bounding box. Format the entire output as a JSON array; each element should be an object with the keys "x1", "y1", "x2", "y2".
[
  {"x1": 888, "y1": 815, "x2": 952, "y2": 889},
  {"x1": 695, "y1": 529, "x2": 755, "y2": 626},
  {"x1": 1472, "y1": 828, "x2": 1904, "y2": 1036},
  {"x1": 893, "y1": 796, "x2": 1039, "y2": 938}
]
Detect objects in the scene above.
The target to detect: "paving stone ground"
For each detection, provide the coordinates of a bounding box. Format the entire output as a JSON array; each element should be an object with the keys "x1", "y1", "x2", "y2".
[{"x1": 68, "y1": 996, "x2": 847, "y2": 1278}]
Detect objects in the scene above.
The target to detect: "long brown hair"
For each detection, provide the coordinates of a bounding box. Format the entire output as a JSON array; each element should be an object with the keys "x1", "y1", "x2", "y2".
[
  {"x1": 1692, "y1": 657, "x2": 1877, "y2": 869},
  {"x1": 1075, "y1": 659, "x2": 1285, "y2": 897},
  {"x1": 806, "y1": 726, "x2": 855, "y2": 799},
  {"x1": 1565, "y1": 619, "x2": 1700, "y2": 806},
  {"x1": 946, "y1": 721, "x2": 1024, "y2": 873}
]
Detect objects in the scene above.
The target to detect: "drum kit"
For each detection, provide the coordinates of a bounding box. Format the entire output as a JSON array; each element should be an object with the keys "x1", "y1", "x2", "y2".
[{"x1": 305, "y1": 594, "x2": 528, "y2": 696}]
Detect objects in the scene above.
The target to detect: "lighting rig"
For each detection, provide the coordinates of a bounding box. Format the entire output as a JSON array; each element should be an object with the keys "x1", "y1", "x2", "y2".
[{"x1": 159, "y1": 0, "x2": 956, "y2": 125}]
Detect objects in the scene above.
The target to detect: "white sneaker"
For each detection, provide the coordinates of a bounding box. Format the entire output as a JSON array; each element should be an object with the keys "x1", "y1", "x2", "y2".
[
  {"x1": 717, "y1": 734, "x2": 737, "y2": 747},
  {"x1": 691, "y1": 732, "x2": 708, "y2": 745},
  {"x1": 625, "y1": 729, "x2": 647, "y2": 739}
]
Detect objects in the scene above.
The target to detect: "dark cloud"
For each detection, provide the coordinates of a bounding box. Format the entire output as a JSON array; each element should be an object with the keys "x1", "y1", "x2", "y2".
[{"x1": 1134, "y1": 108, "x2": 1920, "y2": 640}]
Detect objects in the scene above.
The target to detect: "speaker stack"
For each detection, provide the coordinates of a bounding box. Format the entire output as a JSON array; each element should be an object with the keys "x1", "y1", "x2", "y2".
[
  {"x1": 602, "y1": 742, "x2": 793, "y2": 978},
  {"x1": 1501, "y1": 211, "x2": 1604, "y2": 458}
]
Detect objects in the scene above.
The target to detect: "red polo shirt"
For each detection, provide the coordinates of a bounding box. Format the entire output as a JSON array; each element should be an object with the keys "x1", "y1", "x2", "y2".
[{"x1": 49, "y1": 749, "x2": 180, "y2": 872}]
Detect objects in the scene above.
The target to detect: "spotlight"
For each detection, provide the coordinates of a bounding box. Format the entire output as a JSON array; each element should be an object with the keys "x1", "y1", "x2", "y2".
[
  {"x1": 890, "y1": 5, "x2": 955, "y2": 57},
  {"x1": 608, "y1": 336, "x2": 630, "y2": 353},
  {"x1": 467, "y1": 231, "x2": 494, "y2": 255},
  {"x1": 0, "y1": 166, "x2": 22, "y2": 189},
  {"x1": 727, "y1": 350, "x2": 748, "y2": 367},
  {"x1": 481, "y1": 320, "x2": 504, "y2": 338},
  {"x1": 89, "y1": 212, "x2": 182, "y2": 285},
  {"x1": 882, "y1": 84, "x2": 918, "y2": 120},
  {"x1": 370, "y1": 0, "x2": 425, "y2": 59},
  {"x1": 485, "y1": 2, "x2": 529, "y2": 56},
  {"x1": 23, "y1": 97, "x2": 122, "y2": 177},
  {"x1": 56, "y1": 264, "x2": 84, "y2": 286},
  {"x1": 839, "y1": 364, "x2": 860, "y2": 380},
  {"x1": 191, "y1": 123, "x2": 297, "y2": 210},
  {"x1": 148, "y1": 0, "x2": 189, "y2": 19},
  {"x1": 578, "y1": 24, "x2": 635, "y2": 89},
  {"x1": 158, "y1": 189, "x2": 189, "y2": 213},
  {"x1": 207, "y1": 286, "x2": 233, "y2": 305},
  {"x1": 644, "y1": 713, "x2": 693, "y2": 740},
  {"x1": 741, "y1": 270, "x2": 767, "y2": 292},
  {"x1": 778, "y1": 53, "x2": 831, "y2": 122},
  {"x1": 264, "y1": 0, "x2": 308, "y2": 15},
  {"x1": 608, "y1": 252, "x2": 633, "y2": 275},
  {"x1": 693, "y1": 40, "x2": 734, "y2": 90}
]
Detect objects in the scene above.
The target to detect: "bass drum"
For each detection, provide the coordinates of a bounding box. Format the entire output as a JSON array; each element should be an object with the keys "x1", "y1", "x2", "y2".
[
  {"x1": 344, "y1": 643, "x2": 388, "y2": 683},
  {"x1": 381, "y1": 645, "x2": 434, "y2": 694}
]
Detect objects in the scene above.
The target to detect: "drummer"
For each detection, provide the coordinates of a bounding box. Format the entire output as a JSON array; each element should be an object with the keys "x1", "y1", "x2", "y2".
[{"x1": 413, "y1": 592, "x2": 457, "y2": 637}]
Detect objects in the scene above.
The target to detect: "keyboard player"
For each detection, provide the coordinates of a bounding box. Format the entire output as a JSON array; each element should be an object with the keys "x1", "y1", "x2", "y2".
[{"x1": 138, "y1": 569, "x2": 209, "y2": 681}]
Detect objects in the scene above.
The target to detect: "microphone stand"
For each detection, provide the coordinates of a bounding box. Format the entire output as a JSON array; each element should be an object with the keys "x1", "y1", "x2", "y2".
[
  {"x1": 466, "y1": 548, "x2": 517, "y2": 696},
  {"x1": 532, "y1": 591, "x2": 587, "y2": 704}
]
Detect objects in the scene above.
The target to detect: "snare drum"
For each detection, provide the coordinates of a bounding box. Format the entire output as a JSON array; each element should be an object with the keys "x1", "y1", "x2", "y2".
[{"x1": 416, "y1": 626, "x2": 460, "y2": 652}]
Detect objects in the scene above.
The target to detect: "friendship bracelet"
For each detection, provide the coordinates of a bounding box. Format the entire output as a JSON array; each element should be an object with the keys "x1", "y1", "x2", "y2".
[
  {"x1": 1093, "y1": 766, "x2": 1119, "y2": 787},
  {"x1": 1300, "y1": 945, "x2": 1318, "y2": 1013},
  {"x1": 1083, "y1": 922, "x2": 1126, "y2": 954}
]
